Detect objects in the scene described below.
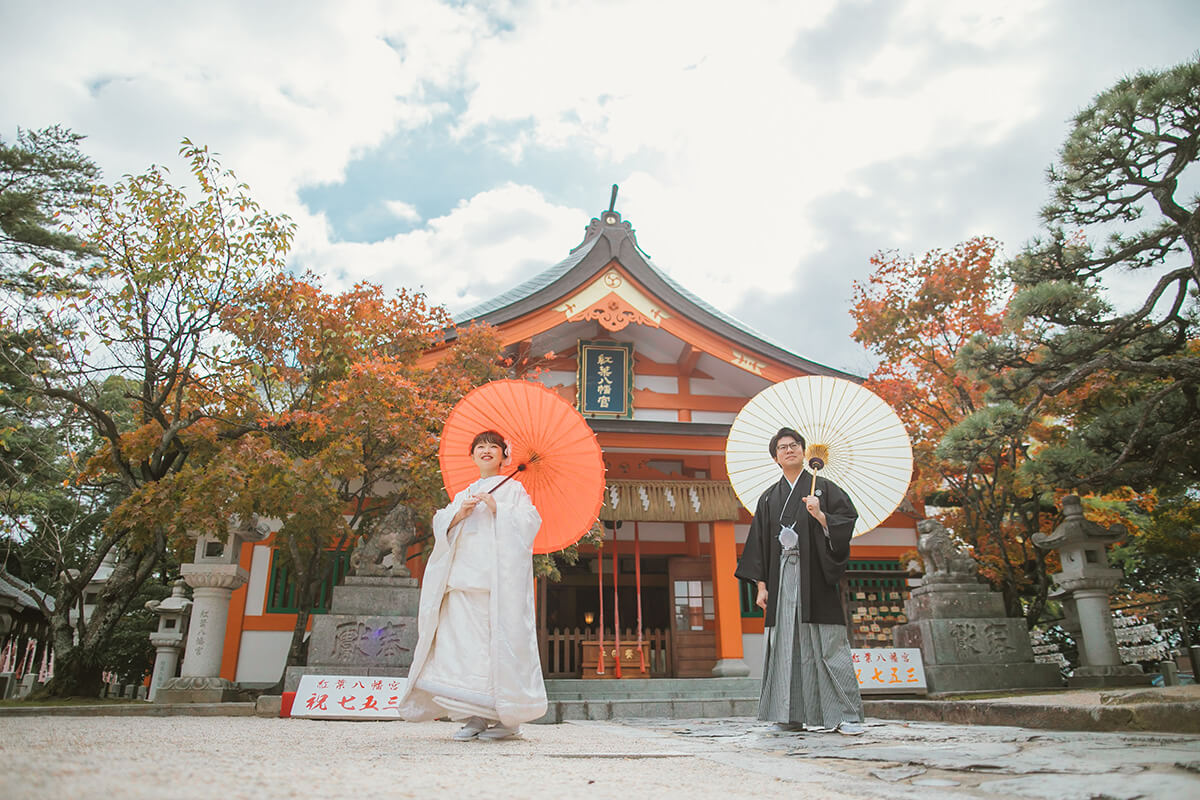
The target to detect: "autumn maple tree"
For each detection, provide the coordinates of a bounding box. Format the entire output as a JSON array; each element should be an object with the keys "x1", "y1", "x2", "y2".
[
  {"x1": 220, "y1": 273, "x2": 507, "y2": 681},
  {"x1": 0, "y1": 141, "x2": 294, "y2": 696},
  {"x1": 850, "y1": 236, "x2": 1066, "y2": 621}
]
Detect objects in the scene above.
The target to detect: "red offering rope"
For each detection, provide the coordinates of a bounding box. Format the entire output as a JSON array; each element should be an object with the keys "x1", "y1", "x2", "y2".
[
  {"x1": 612, "y1": 524, "x2": 622, "y2": 679},
  {"x1": 634, "y1": 521, "x2": 646, "y2": 673},
  {"x1": 596, "y1": 541, "x2": 605, "y2": 675}
]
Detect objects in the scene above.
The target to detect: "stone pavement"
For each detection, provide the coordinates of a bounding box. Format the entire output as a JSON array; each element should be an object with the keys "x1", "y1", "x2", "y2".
[
  {"x1": 2, "y1": 712, "x2": 1197, "y2": 800},
  {"x1": 863, "y1": 684, "x2": 1200, "y2": 734},
  {"x1": 630, "y1": 716, "x2": 1200, "y2": 799}
]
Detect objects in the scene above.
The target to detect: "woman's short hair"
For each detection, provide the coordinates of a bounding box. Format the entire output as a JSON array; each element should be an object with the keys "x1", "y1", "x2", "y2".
[
  {"x1": 768, "y1": 427, "x2": 806, "y2": 458},
  {"x1": 470, "y1": 430, "x2": 509, "y2": 458}
]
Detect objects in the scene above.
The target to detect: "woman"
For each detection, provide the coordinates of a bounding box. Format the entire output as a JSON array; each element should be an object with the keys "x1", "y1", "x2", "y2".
[{"x1": 399, "y1": 430, "x2": 547, "y2": 740}]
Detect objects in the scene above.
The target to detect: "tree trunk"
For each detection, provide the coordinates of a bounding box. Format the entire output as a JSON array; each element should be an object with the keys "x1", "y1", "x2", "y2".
[
  {"x1": 1024, "y1": 552, "x2": 1051, "y2": 629},
  {"x1": 37, "y1": 643, "x2": 104, "y2": 698},
  {"x1": 264, "y1": 544, "x2": 322, "y2": 694},
  {"x1": 288, "y1": 607, "x2": 312, "y2": 667},
  {"x1": 38, "y1": 542, "x2": 163, "y2": 698}
]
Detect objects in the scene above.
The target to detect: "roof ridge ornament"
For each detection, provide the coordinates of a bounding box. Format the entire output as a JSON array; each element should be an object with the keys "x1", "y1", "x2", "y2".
[{"x1": 570, "y1": 184, "x2": 644, "y2": 255}]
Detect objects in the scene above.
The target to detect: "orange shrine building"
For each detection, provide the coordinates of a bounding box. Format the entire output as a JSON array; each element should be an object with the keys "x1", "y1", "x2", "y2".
[{"x1": 221, "y1": 206, "x2": 920, "y2": 685}]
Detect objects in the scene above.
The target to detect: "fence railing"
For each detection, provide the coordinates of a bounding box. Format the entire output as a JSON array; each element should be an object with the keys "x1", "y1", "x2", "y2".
[{"x1": 541, "y1": 627, "x2": 671, "y2": 678}]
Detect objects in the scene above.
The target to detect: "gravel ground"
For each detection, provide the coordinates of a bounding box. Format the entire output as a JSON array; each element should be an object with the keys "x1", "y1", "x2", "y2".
[
  {"x1": 0, "y1": 716, "x2": 863, "y2": 800},
  {"x1": 5, "y1": 714, "x2": 1199, "y2": 799}
]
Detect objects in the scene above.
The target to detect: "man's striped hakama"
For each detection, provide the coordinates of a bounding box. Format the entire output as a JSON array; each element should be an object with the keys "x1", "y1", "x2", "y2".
[{"x1": 758, "y1": 546, "x2": 864, "y2": 729}]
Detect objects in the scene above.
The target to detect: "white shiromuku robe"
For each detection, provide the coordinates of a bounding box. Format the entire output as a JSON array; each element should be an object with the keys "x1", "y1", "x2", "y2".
[{"x1": 399, "y1": 474, "x2": 547, "y2": 727}]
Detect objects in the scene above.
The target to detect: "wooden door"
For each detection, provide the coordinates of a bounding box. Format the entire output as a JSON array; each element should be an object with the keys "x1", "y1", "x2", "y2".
[{"x1": 668, "y1": 557, "x2": 717, "y2": 677}]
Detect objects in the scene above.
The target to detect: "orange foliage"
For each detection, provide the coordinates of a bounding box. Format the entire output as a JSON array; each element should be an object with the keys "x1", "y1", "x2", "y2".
[
  {"x1": 218, "y1": 273, "x2": 507, "y2": 533},
  {"x1": 851, "y1": 237, "x2": 1009, "y2": 500},
  {"x1": 850, "y1": 237, "x2": 1154, "y2": 620}
]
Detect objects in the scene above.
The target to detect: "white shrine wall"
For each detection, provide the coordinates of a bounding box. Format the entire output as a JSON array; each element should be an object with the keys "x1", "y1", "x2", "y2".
[
  {"x1": 243, "y1": 544, "x2": 272, "y2": 617},
  {"x1": 235, "y1": 630, "x2": 291, "y2": 685}
]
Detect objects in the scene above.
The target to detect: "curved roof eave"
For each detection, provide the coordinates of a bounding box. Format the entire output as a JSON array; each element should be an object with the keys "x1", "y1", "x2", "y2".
[
  {"x1": 447, "y1": 212, "x2": 862, "y2": 382},
  {"x1": 0, "y1": 570, "x2": 54, "y2": 614}
]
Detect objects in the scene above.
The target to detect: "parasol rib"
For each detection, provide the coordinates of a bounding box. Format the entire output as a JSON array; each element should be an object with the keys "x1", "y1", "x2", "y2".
[{"x1": 724, "y1": 376, "x2": 913, "y2": 537}]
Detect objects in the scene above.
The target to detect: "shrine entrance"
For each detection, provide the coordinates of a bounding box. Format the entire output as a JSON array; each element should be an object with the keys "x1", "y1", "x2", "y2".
[
  {"x1": 667, "y1": 556, "x2": 718, "y2": 677},
  {"x1": 536, "y1": 556, "x2": 672, "y2": 678}
]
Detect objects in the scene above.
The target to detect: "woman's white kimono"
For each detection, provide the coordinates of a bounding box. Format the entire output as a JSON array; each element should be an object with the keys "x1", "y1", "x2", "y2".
[{"x1": 399, "y1": 475, "x2": 547, "y2": 728}]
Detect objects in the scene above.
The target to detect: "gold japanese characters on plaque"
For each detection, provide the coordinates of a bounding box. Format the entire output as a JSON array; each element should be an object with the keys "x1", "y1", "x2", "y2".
[{"x1": 577, "y1": 340, "x2": 634, "y2": 418}]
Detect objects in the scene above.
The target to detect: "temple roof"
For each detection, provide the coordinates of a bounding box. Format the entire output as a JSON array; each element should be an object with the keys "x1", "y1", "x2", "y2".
[
  {"x1": 452, "y1": 208, "x2": 860, "y2": 381},
  {"x1": 0, "y1": 570, "x2": 54, "y2": 614}
]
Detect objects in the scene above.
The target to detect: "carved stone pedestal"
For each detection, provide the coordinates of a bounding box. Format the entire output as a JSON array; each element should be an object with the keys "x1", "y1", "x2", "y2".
[
  {"x1": 157, "y1": 564, "x2": 249, "y2": 703},
  {"x1": 893, "y1": 519, "x2": 1061, "y2": 694},
  {"x1": 894, "y1": 580, "x2": 1062, "y2": 693},
  {"x1": 156, "y1": 675, "x2": 245, "y2": 704},
  {"x1": 283, "y1": 576, "x2": 420, "y2": 692}
]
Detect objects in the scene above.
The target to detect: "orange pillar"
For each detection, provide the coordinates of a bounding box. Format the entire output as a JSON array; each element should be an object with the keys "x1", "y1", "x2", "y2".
[
  {"x1": 219, "y1": 540, "x2": 255, "y2": 682},
  {"x1": 709, "y1": 452, "x2": 749, "y2": 676},
  {"x1": 709, "y1": 520, "x2": 748, "y2": 675}
]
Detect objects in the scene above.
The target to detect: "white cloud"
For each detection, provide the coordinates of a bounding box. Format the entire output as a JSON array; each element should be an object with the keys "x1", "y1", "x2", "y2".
[
  {"x1": 1, "y1": 0, "x2": 1195, "y2": 372},
  {"x1": 385, "y1": 200, "x2": 422, "y2": 223},
  {"x1": 293, "y1": 183, "x2": 584, "y2": 312},
  {"x1": 1, "y1": 1, "x2": 486, "y2": 204}
]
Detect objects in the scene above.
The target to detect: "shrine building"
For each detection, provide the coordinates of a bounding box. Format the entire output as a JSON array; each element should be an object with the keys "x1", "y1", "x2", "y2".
[{"x1": 220, "y1": 205, "x2": 920, "y2": 685}]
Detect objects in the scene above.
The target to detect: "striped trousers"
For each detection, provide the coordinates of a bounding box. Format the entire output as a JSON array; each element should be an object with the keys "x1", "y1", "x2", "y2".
[{"x1": 758, "y1": 547, "x2": 863, "y2": 728}]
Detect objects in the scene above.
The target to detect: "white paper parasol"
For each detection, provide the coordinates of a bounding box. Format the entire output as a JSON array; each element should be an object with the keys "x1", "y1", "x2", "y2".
[{"x1": 725, "y1": 376, "x2": 913, "y2": 537}]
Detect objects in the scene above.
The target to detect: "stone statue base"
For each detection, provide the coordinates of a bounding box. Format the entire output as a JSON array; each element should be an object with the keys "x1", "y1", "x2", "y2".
[
  {"x1": 894, "y1": 580, "x2": 1062, "y2": 694},
  {"x1": 1068, "y1": 663, "x2": 1151, "y2": 688},
  {"x1": 284, "y1": 576, "x2": 420, "y2": 693},
  {"x1": 156, "y1": 676, "x2": 247, "y2": 704}
]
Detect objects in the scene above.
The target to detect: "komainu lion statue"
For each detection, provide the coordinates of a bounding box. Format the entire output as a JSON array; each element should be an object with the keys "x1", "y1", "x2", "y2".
[
  {"x1": 916, "y1": 518, "x2": 978, "y2": 581},
  {"x1": 350, "y1": 504, "x2": 417, "y2": 578}
]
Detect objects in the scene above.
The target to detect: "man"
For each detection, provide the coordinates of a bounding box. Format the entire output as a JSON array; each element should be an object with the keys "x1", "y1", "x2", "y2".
[
  {"x1": 400, "y1": 431, "x2": 547, "y2": 741},
  {"x1": 735, "y1": 427, "x2": 865, "y2": 734}
]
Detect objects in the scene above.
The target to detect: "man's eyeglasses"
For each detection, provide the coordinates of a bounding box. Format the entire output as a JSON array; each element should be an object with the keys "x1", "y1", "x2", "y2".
[{"x1": 775, "y1": 442, "x2": 803, "y2": 453}]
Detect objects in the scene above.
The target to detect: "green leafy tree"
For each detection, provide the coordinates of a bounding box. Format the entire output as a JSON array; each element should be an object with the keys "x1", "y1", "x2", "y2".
[
  {"x1": 961, "y1": 58, "x2": 1200, "y2": 494},
  {"x1": 2, "y1": 141, "x2": 294, "y2": 696},
  {"x1": 0, "y1": 125, "x2": 99, "y2": 292},
  {"x1": 0, "y1": 125, "x2": 114, "y2": 685},
  {"x1": 1107, "y1": 493, "x2": 1200, "y2": 645},
  {"x1": 0, "y1": 125, "x2": 101, "y2": 543}
]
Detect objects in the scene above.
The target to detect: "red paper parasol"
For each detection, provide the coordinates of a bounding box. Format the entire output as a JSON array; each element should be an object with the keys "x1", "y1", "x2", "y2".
[{"x1": 439, "y1": 379, "x2": 606, "y2": 554}]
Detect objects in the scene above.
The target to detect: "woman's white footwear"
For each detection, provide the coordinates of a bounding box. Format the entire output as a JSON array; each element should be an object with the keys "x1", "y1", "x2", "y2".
[
  {"x1": 452, "y1": 717, "x2": 489, "y2": 740},
  {"x1": 478, "y1": 723, "x2": 521, "y2": 740}
]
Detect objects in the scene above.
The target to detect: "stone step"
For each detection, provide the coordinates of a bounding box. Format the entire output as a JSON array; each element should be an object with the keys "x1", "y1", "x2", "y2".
[
  {"x1": 0, "y1": 702, "x2": 258, "y2": 717},
  {"x1": 544, "y1": 677, "x2": 760, "y2": 702},
  {"x1": 536, "y1": 695, "x2": 758, "y2": 723}
]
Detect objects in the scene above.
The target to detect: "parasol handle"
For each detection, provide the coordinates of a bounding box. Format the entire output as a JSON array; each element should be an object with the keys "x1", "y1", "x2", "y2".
[
  {"x1": 808, "y1": 457, "x2": 824, "y2": 496},
  {"x1": 487, "y1": 461, "x2": 528, "y2": 494},
  {"x1": 486, "y1": 452, "x2": 540, "y2": 494}
]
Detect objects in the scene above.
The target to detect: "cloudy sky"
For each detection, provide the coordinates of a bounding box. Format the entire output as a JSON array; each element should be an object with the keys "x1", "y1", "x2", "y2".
[{"x1": 3, "y1": 0, "x2": 1197, "y2": 375}]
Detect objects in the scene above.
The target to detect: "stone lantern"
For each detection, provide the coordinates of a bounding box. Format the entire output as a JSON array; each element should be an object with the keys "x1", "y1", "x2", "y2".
[
  {"x1": 156, "y1": 515, "x2": 271, "y2": 703},
  {"x1": 145, "y1": 580, "x2": 191, "y2": 701},
  {"x1": 1033, "y1": 495, "x2": 1150, "y2": 687}
]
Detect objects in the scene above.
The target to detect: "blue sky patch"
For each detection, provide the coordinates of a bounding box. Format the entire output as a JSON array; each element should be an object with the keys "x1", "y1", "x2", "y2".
[{"x1": 298, "y1": 120, "x2": 639, "y2": 244}]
